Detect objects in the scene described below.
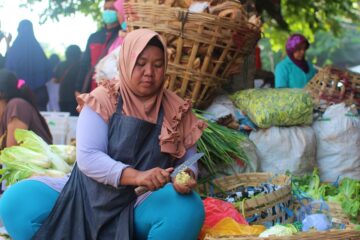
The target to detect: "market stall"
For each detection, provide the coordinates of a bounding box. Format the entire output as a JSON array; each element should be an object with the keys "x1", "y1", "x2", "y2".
[{"x1": 0, "y1": 0, "x2": 360, "y2": 239}]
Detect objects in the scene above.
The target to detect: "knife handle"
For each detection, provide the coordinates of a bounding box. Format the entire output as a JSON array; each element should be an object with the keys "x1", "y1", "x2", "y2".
[{"x1": 134, "y1": 186, "x2": 148, "y2": 196}]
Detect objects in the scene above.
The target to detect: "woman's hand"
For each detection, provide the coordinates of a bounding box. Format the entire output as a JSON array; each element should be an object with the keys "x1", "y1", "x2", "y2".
[
  {"x1": 173, "y1": 169, "x2": 197, "y2": 195},
  {"x1": 135, "y1": 167, "x2": 173, "y2": 191}
]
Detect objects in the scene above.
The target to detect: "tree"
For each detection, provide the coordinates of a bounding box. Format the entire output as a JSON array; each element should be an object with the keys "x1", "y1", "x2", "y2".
[
  {"x1": 23, "y1": 0, "x2": 360, "y2": 57},
  {"x1": 257, "y1": 0, "x2": 360, "y2": 51},
  {"x1": 22, "y1": 0, "x2": 104, "y2": 24}
]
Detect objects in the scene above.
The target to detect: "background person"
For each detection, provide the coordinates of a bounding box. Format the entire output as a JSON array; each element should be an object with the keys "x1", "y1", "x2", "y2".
[
  {"x1": 0, "y1": 31, "x2": 12, "y2": 69},
  {"x1": 275, "y1": 33, "x2": 317, "y2": 88},
  {"x1": 0, "y1": 69, "x2": 52, "y2": 149},
  {"x1": 5, "y1": 19, "x2": 51, "y2": 111},
  {"x1": 46, "y1": 53, "x2": 61, "y2": 112},
  {"x1": 75, "y1": 0, "x2": 121, "y2": 95},
  {"x1": 54, "y1": 45, "x2": 82, "y2": 116}
]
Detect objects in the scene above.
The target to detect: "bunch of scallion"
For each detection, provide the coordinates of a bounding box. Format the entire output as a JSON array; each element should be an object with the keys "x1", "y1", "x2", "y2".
[{"x1": 195, "y1": 111, "x2": 250, "y2": 175}]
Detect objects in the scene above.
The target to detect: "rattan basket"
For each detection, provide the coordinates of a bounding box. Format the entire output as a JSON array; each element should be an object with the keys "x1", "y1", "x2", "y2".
[
  {"x1": 124, "y1": 0, "x2": 261, "y2": 108},
  {"x1": 203, "y1": 229, "x2": 360, "y2": 240},
  {"x1": 305, "y1": 66, "x2": 360, "y2": 110},
  {"x1": 198, "y1": 173, "x2": 293, "y2": 226}
]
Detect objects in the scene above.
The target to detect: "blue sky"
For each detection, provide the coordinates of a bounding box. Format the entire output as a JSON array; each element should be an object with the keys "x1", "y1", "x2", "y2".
[{"x1": 0, "y1": 1, "x2": 97, "y2": 55}]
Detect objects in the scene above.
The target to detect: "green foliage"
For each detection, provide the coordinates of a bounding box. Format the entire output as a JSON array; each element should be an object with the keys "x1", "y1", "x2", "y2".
[
  {"x1": 19, "y1": 0, "x2": 360, "y2": 68},
  {"x1": 23, "y1": 0, "x2": 104, "y2": 24},
  {"x1": 260, "y1": 24, "x2": 360, "y2": 71},
  {"x1": 262, "y1": 0, "x2": 360, "y2": 53}
]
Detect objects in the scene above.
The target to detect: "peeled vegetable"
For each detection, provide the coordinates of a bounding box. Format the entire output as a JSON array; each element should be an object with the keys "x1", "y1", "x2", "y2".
[{"x1": 175, "y1": 171, "x2": 191, "y2": 185}]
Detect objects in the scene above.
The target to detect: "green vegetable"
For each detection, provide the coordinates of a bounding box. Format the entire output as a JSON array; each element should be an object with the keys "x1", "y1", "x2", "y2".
[
  {"x1": 259, "y1": 224, "x2": 297, "y2": 237},
  {"x1": 0, "y1": 146, "x2": 51, "y2": 186},
  {"x1": 194, "y1": 111, "x2": 251, "y2": 175},
  {"x1": 291, "y1": 169, "x2": 360, "y2": 222},
  {"x1": 0, "y1": 130, "x2": 74, "y2": 185},
  {"x1": 0, "y1": 146, "x2": 51, "y2": 169},
  {"x1": 15, "y1": 129, "x2": 71, "y2": 173},
  {"x1": 50, "y1": 145, "x2": 76, "y2": 165},
  {"x1": 231, "y1": 88, "x2": 313, "y2": 128},
  {"x1": 328, "y1": 178, "x2": 360, "y2": 219}
]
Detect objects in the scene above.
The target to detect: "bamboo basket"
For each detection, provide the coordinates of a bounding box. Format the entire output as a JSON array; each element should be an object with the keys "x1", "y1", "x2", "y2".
[
  {"x1": 198, "y1": 173, "x2": 293, "y2": 226},
  {"x1": 124, "y1": 0, "x2": 261, "y2": 108},
  {"x1": 204, "y1": 229, "x2": 360, "y2": 240},
  {"x1": 305, "y1": 66, "x2": 360, "y2": 110}
]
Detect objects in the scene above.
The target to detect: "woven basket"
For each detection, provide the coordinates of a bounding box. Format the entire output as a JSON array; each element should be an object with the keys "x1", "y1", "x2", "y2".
[
  {"x1": 203, "y1": 229, "x2": 360, "y2": 240},
  {"x1": 124, "y1": 0, "x2": 261, "y2": 108},
  {"x1": 305, "y1": 66, "x2": 360, "y2": 110},
  {"x1": 198, "y1": 173, "x2": 293, "y2": 226}
]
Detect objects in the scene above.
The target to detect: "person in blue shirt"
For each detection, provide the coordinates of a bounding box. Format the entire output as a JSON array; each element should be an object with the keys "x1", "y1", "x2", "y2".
[{"x1": 275, "y1": 34, "x2": 316, "y2": 88}]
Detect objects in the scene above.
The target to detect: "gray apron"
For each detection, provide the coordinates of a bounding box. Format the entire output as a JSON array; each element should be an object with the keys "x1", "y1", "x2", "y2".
[{"x1": 33, "y1": 96, "x2": 174, "y2": 240}]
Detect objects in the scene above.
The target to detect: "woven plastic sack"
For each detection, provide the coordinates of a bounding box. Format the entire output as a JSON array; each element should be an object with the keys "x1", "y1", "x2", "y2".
[
  {"x1": 312, "y1": 103, "x2": 360, "y2": 182},
  {"x1": 231, "y1": 88, "x2": 313, "y2": 128},
  {"x1": 249, "y1": 126, "x2": 316, "y2": 176}
]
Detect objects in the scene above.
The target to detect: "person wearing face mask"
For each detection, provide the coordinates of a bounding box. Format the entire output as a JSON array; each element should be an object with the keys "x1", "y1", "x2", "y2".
[
  {"x1": 75, "y1": 0, "x2": 121, "y2": 95},
  {"x1": 275, "y1": 34, "x2": 317, "y2": 88}
]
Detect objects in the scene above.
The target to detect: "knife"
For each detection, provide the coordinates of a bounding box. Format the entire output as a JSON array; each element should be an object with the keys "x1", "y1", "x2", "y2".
[{"x1": 134, "y1": 152, "x2": 204, "y2": 196}]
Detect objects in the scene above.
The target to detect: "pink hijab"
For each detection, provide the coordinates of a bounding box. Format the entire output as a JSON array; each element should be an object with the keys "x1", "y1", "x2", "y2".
[{"x1": 78, "y1": 29, "x2": 206, "y2": 158}]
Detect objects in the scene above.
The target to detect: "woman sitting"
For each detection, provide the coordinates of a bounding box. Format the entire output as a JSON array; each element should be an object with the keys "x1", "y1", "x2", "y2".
[
  {"x1": 0, "y1": 69, "x2": 52, "y2": 149},
  {"x1": 0, "y1": 29, "x2": 207, "y2": 240}
]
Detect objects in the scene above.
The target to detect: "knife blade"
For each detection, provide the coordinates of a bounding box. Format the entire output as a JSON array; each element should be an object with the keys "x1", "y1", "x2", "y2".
[
  {"x1": 134, "y1": 152, "x2": 204, "y2": 196},
  {"x1": 170, "y1": 152, "x2": 204, "y2": 177}
]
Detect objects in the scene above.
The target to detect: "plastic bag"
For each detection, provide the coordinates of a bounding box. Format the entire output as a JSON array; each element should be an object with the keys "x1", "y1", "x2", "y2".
[
  {"x1": 297, "y1": 200, "x2": 332, "y2": 231},
  {"x1": 202, "y1": 197, "x2": 247, "y2": 227},
  {"x1": 205, "y1": 217, "x2": 265, "y2": 237},
  {"x1": 231, "y1": 88, "x2": 313, "y2": 128},
  {"x1": 302, "y1": 213, "x2": 332, "y2": 231},
  {"x1": 199, "y1": 198, "x2": 248, "y2": 239}
]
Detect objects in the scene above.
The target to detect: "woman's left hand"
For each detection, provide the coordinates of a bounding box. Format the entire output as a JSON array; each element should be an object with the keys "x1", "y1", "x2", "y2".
[{"x1": 172, "y1": 169, "x2": 197, "y2": 195}]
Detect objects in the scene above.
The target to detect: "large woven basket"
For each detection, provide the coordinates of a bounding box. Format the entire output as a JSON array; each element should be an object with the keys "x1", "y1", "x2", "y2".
[
  {"x1": 305, "y1": 66, "x2": 360, "y2": 110},
  {"x1": 198, "y1": 173, "x2": 293, "y2": 226},
  {"x1": 124, "y1": 0, "x2": 261, "y2": 108},
  {"x1": 204, "y1": 229, "x2": 360, "y2": 240}
]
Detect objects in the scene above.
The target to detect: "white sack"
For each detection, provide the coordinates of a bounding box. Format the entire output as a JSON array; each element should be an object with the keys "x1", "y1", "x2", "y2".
[
  {"x1": 204, "y1": 95, "x2": 237, "y2": 121},
  {"x1": 312, "y1": 103, "x2": 360, "y2": 182},
  {"x1": 249, "y1": 126, "x2": 316, "y2": 176}
]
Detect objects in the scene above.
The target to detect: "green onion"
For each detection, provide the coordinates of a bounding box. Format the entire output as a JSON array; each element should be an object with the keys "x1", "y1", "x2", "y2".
[{"x1": 194, "y1": 110, "x2": 251, "y2": 175}]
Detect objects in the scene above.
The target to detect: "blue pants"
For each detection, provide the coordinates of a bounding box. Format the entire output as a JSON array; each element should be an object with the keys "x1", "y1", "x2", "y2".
[
  {"x1": 0, "y1": 181, "x2": 204, "y2": 240},
  {"x1": 134, "y1": 183, "x2": 204, "y2": 240},
  {"x1": 0, "y1": 181, "x2": 59, "y2": 240}
]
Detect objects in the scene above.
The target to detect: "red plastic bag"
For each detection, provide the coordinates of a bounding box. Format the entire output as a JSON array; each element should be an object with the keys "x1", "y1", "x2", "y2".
[
  {"x1": 203, "y1": 197, "x2": 248, "y2": 227},
  {"x1": 199, "y1": 197, "x2": 248, "y2": 240}
]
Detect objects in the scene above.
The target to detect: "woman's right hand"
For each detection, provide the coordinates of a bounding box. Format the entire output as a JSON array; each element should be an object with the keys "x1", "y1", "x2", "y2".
[
  {"x1": 135, "y1": 167, "x2": 173, "y2": 191},
  {"x1": 121, "y1": 167, "x2": 173, "y2": 191}
]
